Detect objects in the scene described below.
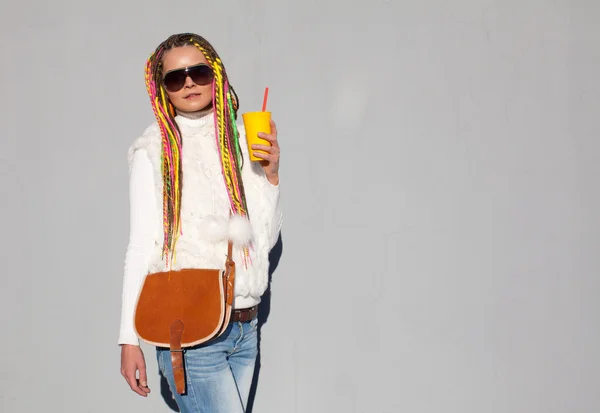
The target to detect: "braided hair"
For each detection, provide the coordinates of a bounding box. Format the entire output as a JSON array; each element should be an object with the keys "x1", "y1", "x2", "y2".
[{"x1": 144, "y1": 33, "x2": 249, "y2": 266}]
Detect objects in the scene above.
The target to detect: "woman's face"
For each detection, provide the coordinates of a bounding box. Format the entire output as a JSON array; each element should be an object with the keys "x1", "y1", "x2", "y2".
[{"x1": 161, "y1": 46, "x2": 213, "y2": 113}]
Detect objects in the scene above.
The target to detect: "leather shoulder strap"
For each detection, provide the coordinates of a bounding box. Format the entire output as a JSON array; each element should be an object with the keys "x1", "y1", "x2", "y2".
[
  {"x1": 227, "y1": 240, "x2": 233, "y2": 261},
  {"x1": 226, "y1": 210, "x2": 234, "y2": 262}
]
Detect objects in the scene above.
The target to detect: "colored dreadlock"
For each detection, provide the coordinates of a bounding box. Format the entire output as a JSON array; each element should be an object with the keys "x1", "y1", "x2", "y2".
[{"x1": 144, "y1": 33, "x2": 250, "y2": 267}]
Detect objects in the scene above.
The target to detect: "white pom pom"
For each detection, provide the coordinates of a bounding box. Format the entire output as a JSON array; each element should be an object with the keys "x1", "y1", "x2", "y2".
[
  {"x1": 228, "y1": 215, "x2": 253, "y2": 246},
  {"x1": 198, "y1": 215, "x2": 228, "y2": 242}
]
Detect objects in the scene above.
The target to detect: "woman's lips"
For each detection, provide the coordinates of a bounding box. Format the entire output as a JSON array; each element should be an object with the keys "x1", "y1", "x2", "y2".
[{"x1": 185, "y1": 93, "x2": 201, "y2": 100}]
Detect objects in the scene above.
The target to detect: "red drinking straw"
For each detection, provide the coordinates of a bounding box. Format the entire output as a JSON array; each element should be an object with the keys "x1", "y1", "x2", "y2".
[{"x1": 261, "y1": 87, "x2": 269, "y2": 111}]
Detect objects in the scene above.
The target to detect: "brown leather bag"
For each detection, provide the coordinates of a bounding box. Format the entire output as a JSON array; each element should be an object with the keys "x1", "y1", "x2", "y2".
[{"x1": 133, "y1": 241, "x2": 235, "y2": 395}]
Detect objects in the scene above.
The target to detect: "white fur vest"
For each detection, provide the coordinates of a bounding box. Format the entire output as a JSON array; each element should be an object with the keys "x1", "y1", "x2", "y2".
[{"x1": 127, "y1": 113, "x2": 282, "y2": 303}]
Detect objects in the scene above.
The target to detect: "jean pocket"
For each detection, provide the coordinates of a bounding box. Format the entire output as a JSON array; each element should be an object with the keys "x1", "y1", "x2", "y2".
[{"x1": 250, "y1": 317, "x2": 258, "y2": 330}]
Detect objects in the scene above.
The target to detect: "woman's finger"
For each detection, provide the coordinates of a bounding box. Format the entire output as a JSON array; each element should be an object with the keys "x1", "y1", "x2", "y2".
[
  {"x1": 124, "y1": 369, "x2": 147, "y2": 397},
  {"x1": 257, "y1": 132, "x2": 278, "y2": 145},
  {"x1": 252, "y1": 144, "x2": 278, "y2": 154},
  {"x1": 138, "y1": 363, "x2": 151, "y2": 394},
  {"x1": 252, "y1": 151, "x2": 277, "y2": 163}
]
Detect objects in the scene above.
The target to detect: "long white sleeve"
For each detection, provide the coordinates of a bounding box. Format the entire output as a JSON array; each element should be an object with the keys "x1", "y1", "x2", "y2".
[
  {"x1": 237, "y1": 123, "x2": 283, "y2": 251},
  {"x1": 118, "y1": 148, "x2": 156, "y2": 345},
  {"x1": 263, "y1": 178, "x2": 283, "y2": 250}
]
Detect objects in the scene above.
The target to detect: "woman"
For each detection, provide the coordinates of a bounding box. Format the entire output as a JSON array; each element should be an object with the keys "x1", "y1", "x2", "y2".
[{"x1": 118, "y1": 33, "x2": 282, "y2": 413}]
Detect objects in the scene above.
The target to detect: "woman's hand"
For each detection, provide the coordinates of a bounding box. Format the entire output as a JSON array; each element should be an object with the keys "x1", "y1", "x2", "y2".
[
  {"x1": 251, "y1": 119, "x2": 280, "y2": 186},
  {"x1": 121, "y1": 344, "x2": 151, "y2": 397}
]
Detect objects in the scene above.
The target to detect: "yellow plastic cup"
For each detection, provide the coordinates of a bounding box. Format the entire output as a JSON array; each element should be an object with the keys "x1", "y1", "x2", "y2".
[{"x1": 242, "y1": 111, "x2": 272, "y2": 161}]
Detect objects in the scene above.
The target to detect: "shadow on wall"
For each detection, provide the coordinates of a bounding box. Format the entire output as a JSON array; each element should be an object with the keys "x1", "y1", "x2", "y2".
[{"x1": 159, "y1": 232, "x2": 284, "y2": 412}]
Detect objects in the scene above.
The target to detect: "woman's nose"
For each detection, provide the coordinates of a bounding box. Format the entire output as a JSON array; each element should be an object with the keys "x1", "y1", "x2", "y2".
[{"x1": 184, "y1": 75, "x2": 195, "y2": 87}]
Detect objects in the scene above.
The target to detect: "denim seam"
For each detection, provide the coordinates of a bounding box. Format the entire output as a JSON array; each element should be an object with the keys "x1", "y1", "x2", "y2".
[
  {"x1": 228, "y1": 322, "x2": 244, "y2": 356},
  {"x1": 184, "y1": 351, "x2": 202, "y2": 410},
  {"x1": 156, "y1": 349, "x2": 163, "y2": 374}
]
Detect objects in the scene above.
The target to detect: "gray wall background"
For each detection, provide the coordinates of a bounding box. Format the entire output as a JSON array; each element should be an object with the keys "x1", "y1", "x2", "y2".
[{"x1": 1, "y1": 1, "x2": 599, "y2": 412}]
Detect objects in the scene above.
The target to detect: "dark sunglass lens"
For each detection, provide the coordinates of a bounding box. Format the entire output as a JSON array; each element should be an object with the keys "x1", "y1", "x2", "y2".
[
  {"x1": 163, "y1": 71, "x2": 187, "y2": 92},
  {"x1": 188, "y1": 65, "x2": 214, "y2": 86}
]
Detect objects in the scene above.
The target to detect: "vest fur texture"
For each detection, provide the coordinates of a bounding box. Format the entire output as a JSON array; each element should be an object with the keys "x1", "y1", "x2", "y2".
[{"x1": 127, "y1": 117, "x2": 280, "y2": 300}]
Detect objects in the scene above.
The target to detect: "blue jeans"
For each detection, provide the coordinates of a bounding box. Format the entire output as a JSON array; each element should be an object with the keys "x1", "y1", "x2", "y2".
[{"x1": 156, "y1": 317, "x2": 258, "y2": 413}]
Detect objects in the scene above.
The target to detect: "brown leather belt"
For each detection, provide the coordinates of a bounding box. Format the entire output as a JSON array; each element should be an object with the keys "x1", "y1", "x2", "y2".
[{"x1": 230, "y1": 306, "x2": 258, "y2": 323}]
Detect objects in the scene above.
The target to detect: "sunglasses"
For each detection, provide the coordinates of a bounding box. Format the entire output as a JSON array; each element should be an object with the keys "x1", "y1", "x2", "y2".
[{"x1": 162, "y1": 63, "x2": 214, "y2": 92}]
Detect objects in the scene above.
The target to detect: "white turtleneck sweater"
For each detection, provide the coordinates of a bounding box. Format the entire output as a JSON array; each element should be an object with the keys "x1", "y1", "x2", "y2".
[{"x1": 118, "y1": 110, "x2": 282, "y2": 346}]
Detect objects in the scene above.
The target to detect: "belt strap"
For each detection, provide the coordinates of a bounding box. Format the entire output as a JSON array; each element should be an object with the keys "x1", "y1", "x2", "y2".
[
  {"x1": 231, "y1": 306, "x2": 258, "y2": 323},
  {"x1": 169, "y1": 320, "x2": 185, "y2": 394}
]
